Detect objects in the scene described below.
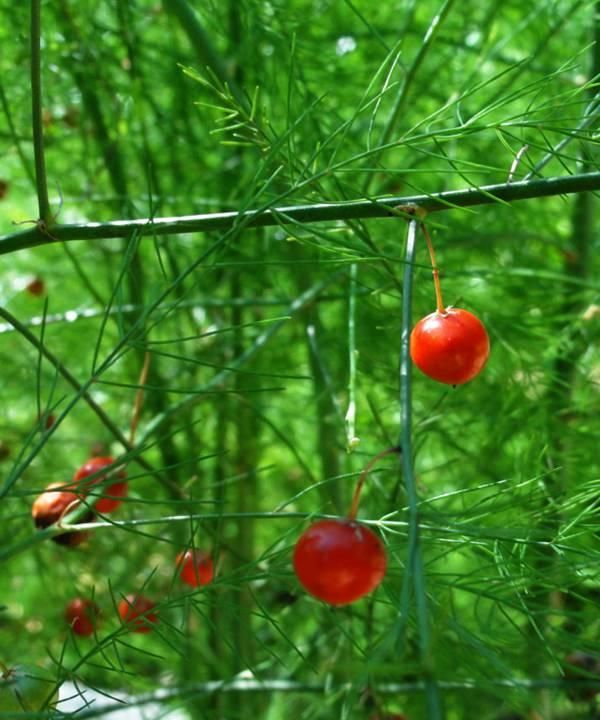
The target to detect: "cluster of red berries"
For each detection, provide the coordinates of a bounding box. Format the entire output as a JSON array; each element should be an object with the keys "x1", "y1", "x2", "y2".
[
  {"x1": 31, "y1": 455, "x2": 127, "y2": 546},
  {"x1": 292, "y1": 221, "x2": 490, "y2": 607},
  {"x1": 31, "y1": 454, "x2": 214, "y2": 636},
  {"x1": 64, "y1": 550, "x2": 214, "y2": 636}
]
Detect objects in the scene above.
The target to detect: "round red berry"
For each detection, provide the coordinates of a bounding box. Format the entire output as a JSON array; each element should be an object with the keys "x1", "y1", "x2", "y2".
[
  {"x1": 118, "y1": 595, "x2": 158, "y2": 633},
  {"x1": 31, "y1": 482, "x2": 92, "y2": 547},
  {"x1": 293, "y1": 519, "x2": 387, "y2": 605},
  {"x1": 73, "y1": 456, "x2": 128, "y2": 513},
  {"x1": 65, "y1": 598, "x2": 100, "y2": 637},
  {"x1": 410, "y1": 307, "x2": 490, "y2": 385},
  {"x1": 25, "y1": 277, "x2": 46, "y2": 297},
  {"x1": 176, "y1": 549, "x2": 214, "y2": 588}
]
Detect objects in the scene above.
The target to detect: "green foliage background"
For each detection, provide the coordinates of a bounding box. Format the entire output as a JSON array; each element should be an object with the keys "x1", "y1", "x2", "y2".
[{"x1": 0, "y1": 0, "x2": 599, "y2": 718}]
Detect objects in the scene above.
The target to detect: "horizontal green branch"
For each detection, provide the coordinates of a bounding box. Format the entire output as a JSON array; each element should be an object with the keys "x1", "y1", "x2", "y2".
[
  {"x1": 57, "y1": 676, "x2": 600, "y2": 720},
  {"x1": 3, "y1": 171, "x2": 600, "y2": 255}
]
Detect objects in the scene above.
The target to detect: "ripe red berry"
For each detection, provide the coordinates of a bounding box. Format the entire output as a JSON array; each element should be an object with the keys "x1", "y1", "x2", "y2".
[
  {"x1": 293, "y1": 519, "x2": 386, "y2": 605},
  {"x1": 118, "y1": 595, "x2": 158, "y2": 633},
  {"x1": 25, "y1": 277, "x2": 46, "y2": 297},
  {"x1": 65, "y1": 598, "x2": 100, "y2": 637},
  {"x1": 73, "y1": 456, "x2": 128, "y2": 513},
  {"x1": 31, "y1": 482, "x2": 92, "y2": 547},
  {"x1": 410, "y1": 307, "x2": 490, "y2": 385},
  {"x1": 176, "y1": 549, "x2": 214, "y2": 588}
]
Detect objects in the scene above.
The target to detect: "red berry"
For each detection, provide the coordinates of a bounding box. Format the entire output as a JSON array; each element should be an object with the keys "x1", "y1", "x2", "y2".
[
  {"x1": 293, "y1": 519, "x2": 386, "y2": 606},
  {"x1": 31, "y1": 482, "x2": 92, "y2": 547},
  {"x1": 118, "y1": 595, "x2": 158, "y2": 633},
  {"x1": 25, "y1": 277, "x2": 46, "y2": 297},
  {"x1": 410, "y1": 307, "x2": 490, "y2": 385},
  {"x1": 65, "y1": 598, "x2": 100, "y2": 637},
  {"x1": 176, "y1": 549, "x2": 214, "y2": 587},
  {"x1": 73, "y1": 456, "x2": 128, "y2": 513}
]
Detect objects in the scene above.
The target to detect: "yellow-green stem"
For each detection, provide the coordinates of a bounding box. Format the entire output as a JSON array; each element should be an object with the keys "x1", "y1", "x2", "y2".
[
  {"x1": 421, "y1": 222, "x2": 445, "y2": 313},
  {"x1": 348, "y1": 446, "x2": 401, "y2": 521},
  {"x1": 129, "y1": 351, "x2": 152, "y2": 445}
]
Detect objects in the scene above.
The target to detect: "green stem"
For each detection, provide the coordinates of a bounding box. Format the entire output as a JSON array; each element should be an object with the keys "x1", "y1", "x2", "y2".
[
  {"x1": 4, "y1": 171, "x2": 600, "y2": 252},
  {"x1": 400, "y1": 219, "x2": 444, "y2": 719},
  {"x1": 30, "y1": 0, "x2": 51, "y2": 225},
  {"x1": 345, "y1": 263, "x2": 359, "y2": 450},
  {"x1": 9, "y1": 676, "x2": 598, "y2": 720}
]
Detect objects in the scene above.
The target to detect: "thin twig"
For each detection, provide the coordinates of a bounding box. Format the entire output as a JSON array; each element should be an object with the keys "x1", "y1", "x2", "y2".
[{"x1": 129, "y1": 351, "x2": 152, "y2": 445}]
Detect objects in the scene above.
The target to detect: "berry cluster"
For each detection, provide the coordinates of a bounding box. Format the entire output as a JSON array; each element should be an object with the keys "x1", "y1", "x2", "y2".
[{"x1": 31, "y1": 452, "x2": 214, "y2": 639}]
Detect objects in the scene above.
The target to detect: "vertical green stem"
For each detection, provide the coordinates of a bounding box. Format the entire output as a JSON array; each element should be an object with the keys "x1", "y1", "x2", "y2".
[
  {"x1": 30, "y1": 0, "x2": 51, "y2": 225},
  {"x1": 345, "y1": 263, "x2": 358, "y2": 451},
  {"x1": 400, "y1": 219, "x2": 443, "y2": 719}
]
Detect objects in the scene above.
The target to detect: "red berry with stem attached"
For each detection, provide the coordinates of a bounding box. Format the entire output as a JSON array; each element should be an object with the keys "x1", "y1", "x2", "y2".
[
  {"x1": 31, "y1": 482, "x2": 93, "y2": 547},
  {"x1": 73, "y1": 456, "x2": 128, "y2": 513},
  {"x1": 410, "y1": 307, "x2": 490, "y2": 385},
  {"x1": 176, "y1": 549, "x2": 214, "y2": 588},
  {"x1": 293, "y1": 519, "x2": 387, "y2": 605},
  {"x1": 118, "y1": 595, "x2": 158, "y2": 634},
  {"x1": 65, "y1": 598, "x2": 100, "y2": 637},
  {"x1": 293, "y1": 447, "x2": 398, "y2": 606},
  {"x1": 410, "y1": 221, "x2": 490, "y2": 385}
]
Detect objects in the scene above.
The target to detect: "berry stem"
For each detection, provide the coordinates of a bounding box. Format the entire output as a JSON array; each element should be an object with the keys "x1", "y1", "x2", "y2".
[
  {"x1": 421, "y1": 222, "x2": 445, "y2": 314},
  {"x1": 347, "y1": 445, "x2": 402, "y2": 521},
  {"x1": 129, "y1": 351, "x2": 152, "y2": 445}
]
